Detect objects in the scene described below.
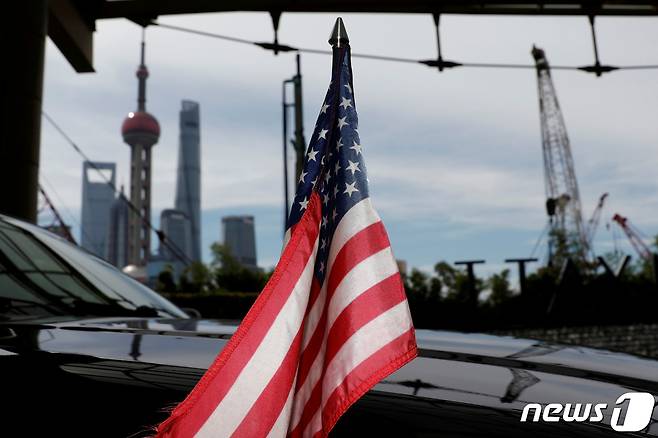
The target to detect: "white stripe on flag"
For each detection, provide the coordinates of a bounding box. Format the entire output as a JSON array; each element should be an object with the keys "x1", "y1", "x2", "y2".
[
  {"x1": 321, "y1": 301, "x2": 413, "y2": 407},
  {"x1": 282, "y1": 228, "x2": 292, "y2": 250},
  {"x1": 303, "y1": 408, "x2": 322, "y2": 438},
  {"x1": 326, "y1": 247, "x2": 398, "y2": 328},
  {"x1": 291, "y1": 247, "x2": 398, "y2": 433},
  {"x1": 300, "y1": 282, "x2": 327, "y2": 351},
  {"x1": 289, "y1": 340, "x2": 326, "y2": 431},
  {"x1": 327, "y1": 198, "x2": 380, "y2": 268},
  {"x1": 266, "y1": 377, "x2": 296, "y2": 438},
  {"x1": 195, "y1": 238, "x2": 319, "y2": 437},
  {"x1": 299, "y1": 198, "x2": 381, "y2": 353},
  {"x1": 300, "y1": 301, "x2": 413, "y2": 437},
  {"x1": 299, "y1": 202, "x2": 380, "y2": 356}
]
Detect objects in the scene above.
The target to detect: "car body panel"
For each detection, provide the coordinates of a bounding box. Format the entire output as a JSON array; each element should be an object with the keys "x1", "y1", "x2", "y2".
[
  {"x1": 1, "y1": 318, "x2": 657, "y2": 437},
  {"x1": 1, "y1": 216, "x2": 657, "y2": 436}
]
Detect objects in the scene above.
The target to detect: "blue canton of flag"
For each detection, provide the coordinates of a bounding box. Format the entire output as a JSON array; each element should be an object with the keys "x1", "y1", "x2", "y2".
[{"x1": 287, "y1": 47, "x2": 369, "y2": 283}]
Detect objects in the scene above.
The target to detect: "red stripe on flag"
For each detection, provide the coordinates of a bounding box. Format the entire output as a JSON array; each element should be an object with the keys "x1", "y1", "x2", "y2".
[
  {"x1": 288, "y1": 374, "x2": 323, "y2": 438},
  {"x1": 288, "y1": 274, "x2": 405, "y2": 438},
  {"x1": 326, "y1": 221, "x2": 389, "y2": 300},
  {"x1": 231, "y1": 326, "x2": 304, "y2": 437},
  {"x1": 290, "y1": 276, "x2": 323, "y2": 396},
  {"x1": 290, "y1": 223, "x2": 394, "y2": 436},
  {"x1": 232, "y1": 276, "x2": 320, "y2": 437},
  {"x1": 294, "y1": 299, "x2": 327, "y2": 391},
  {"x1": 320, "y1": 328, "x2": 417, "y2": 435},
  {"x1": 156, "y1": 192, "x2": 322, "y2": 438},
  {"x1": 306, "y1": 277, "x2": 322, "y2": 317},
  {"x1": 324, "y1": 273, "x2": 405, "y2": 365}
]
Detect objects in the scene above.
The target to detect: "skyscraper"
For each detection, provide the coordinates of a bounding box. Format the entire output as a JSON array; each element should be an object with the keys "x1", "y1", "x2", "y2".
[
  {"x1": 80, "y1": 160, "x2": 116, "y2": 258},
  {"x1": 159, "y1": 209, "x2": 193, "y2": 263},
  {"x1": 222, "y1": 215, "x2": 257, "y2": 270},
  {"x1": 106, "y1": 187, "x2": 130, "y2": 269},
  {"x1": 175, "y1": 100, "x2": 201, "y2": 262},
  {"x1": 121, "y1": 33, "x2": 160, "y2": 266}
]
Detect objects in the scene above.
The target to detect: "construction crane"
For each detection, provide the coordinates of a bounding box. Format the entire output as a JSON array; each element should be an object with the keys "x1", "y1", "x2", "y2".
[
  {"x1": 38, "y1": 185, "x2": 76, "y2": 244},
  {"x1": 532, "y1": 45, "x2": 589, "y2": 266},
  {"x1": 611, "y1": 213, "x2": 653, "y2": 263},
  {"x1": 585, "y1": 192, "x2": 609, "y2": 250}
]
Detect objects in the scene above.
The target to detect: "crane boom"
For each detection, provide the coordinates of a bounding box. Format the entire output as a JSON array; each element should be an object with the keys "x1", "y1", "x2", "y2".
[
  {"x1": 38, "y1": 185, "x2": 76, "y2": 244},
  {"x1": 532, "y1": 45, "x2": 588, "y2": 265},
  {"x1": 611, "y1": 213, "x2": 652, "y2": 263},
  {"x1": 585, "y1": 192, "x2": 608, "y2": 247}
]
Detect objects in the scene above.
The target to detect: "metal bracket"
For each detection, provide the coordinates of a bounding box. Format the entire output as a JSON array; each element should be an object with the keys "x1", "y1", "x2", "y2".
[
  {"x1": 578, "y1": 15, "x2": 619, "y2": 76},
  {"x1": 254, "y1": 11, "x2": 297, "y2": 54},
  {"x1": 419, "y1": 14, "x2": 462, "y2": 71}
]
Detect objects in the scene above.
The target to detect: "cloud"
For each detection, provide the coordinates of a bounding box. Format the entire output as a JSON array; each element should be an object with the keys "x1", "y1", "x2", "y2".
[{"x1": 39, "y1": 12, "x2": 658, "y2": 270}]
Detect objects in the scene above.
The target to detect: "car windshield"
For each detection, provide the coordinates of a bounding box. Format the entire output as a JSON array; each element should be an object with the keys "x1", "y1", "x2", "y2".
[{"x1": 0, "y1": 216, "x2": 188, "y2": 322}]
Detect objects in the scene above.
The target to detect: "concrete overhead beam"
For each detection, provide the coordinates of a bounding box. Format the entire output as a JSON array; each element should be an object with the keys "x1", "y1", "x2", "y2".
[{"x1": 48, "y1": 0, "x2": 94, "y2": 73}]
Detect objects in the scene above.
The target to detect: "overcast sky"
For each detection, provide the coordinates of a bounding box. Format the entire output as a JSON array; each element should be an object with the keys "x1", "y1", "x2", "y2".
[{"x1": 40, "y1": 12, "x2": 658, "y2": 274}]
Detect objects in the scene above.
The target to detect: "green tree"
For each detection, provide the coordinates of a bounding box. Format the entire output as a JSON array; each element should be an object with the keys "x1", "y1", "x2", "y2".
[
  {"x1": 179, "y1": 261, "x2": 211, "y2": 293},
  {"x1": 434, "y1": 262, "x2": 458, "y2": 296},
  {"x1": 486, "y1": 269, "x2": 513, "y2": 307},
  {"x1": 155, "y1": 264, "x2": 177, "y2": 293},
  {"x1": 441, "y1": 263, "x2": 480, "y2": 304},
  {"x1": 210, "y1": 243, "x2": 268, "y2": 293},
  {"x1": 406, "y1": 269, "x2": 430, "y2": 300}
]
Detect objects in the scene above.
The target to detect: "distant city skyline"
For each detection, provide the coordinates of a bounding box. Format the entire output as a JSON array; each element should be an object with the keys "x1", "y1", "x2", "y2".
[{"x1": 40, "y1": 13, "x2": 658, "y2": 276}]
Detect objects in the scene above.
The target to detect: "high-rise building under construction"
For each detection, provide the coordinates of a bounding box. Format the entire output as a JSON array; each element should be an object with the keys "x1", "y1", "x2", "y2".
[{"x1": 175, "y1": 100, "x2": 201, "y2": 262}]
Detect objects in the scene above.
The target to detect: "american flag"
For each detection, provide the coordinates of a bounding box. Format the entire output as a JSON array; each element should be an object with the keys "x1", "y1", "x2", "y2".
[{"x1": 156, "y1": 34, "x2": 417, "y2": 438}]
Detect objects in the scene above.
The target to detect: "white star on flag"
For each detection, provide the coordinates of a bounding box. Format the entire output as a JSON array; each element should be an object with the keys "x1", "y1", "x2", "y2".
[
  {"x1": 344, "y1": 181, "x2": 359, "y2": 197},
  {"x1": 346, "y1": 160, "x2": 361, "y2": 175},
  {"x1": 340, "y1": 97, "x2": 352, "y2": 109}
]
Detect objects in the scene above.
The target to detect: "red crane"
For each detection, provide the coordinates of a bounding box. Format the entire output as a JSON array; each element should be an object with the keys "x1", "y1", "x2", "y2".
[{"x1": 611, "y1": 213, "x2": 652, "y2": 263}]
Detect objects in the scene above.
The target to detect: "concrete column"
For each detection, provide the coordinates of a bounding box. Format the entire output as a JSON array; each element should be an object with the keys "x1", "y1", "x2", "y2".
[
  {"x1": 455, "y1": 260, "x2": 485, "y2": 308},
  {"x1": 0, "y1": 0, "x2": 48, "y2": 222},
  {"x1": 505, "y1": 258, "x2": 538, "y2": 294}
]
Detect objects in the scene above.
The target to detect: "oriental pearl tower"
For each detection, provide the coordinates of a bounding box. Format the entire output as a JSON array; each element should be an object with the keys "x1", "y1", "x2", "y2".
[{"x1": 121, "y1": 31, "x2": 160, "y2": 267}]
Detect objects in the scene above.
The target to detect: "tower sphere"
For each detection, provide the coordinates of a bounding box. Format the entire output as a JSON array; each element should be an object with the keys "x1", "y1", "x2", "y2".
[{"x1": 121, "y1": 111, "x2": 160, "y2": 145}]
